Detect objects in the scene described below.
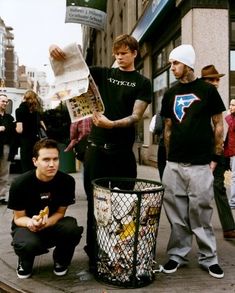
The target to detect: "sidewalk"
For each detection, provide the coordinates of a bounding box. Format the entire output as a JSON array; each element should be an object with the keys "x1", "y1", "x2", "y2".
[{"x1": 0, "y1": 164, "x2": 235, "y2": 293}]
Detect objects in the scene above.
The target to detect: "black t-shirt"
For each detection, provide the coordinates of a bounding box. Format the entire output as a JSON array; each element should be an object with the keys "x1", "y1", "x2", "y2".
[
  {"x1": 160, "y1": 78, "x2": 226, "y2": 164},
  {"x1": 15, "y1": 102, "x2": 41, "y2": 140},
  {"x1": 89, "y1": 67, "x2": 152, "y2": 145},
  {"x1": 8, "y1": 170, "x2": 76, "y2": 220},
  {"x1": 0, "y1": 113, "x2": 14, "y2": 144}
]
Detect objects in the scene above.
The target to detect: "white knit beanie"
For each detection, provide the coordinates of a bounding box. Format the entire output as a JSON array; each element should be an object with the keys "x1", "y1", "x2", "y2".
[{"x1": 169, "y1": 44, "x2": 195, "y2": 69}]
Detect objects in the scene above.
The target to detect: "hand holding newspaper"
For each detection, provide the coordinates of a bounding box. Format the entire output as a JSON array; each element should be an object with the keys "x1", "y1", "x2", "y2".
[{"x1": 49, "y1": 42, "x2": 104, "y2": 122}]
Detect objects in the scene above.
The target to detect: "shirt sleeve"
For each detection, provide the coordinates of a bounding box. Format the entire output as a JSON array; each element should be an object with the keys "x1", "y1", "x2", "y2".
[
  {"x1": 209, "y1": 85, "x2": 226, "y2": 115},
  {"x1": 136, "y1": 76, "x2": 152, "y2": 104}
]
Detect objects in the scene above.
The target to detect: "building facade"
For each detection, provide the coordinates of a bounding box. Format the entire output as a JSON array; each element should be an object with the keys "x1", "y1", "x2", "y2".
[
  {"x1": 0, "y1": 18, "x2": 18, "y2": 88},
  {"x1": 83, "y1": 0, "x2": 234, "y2": 166}
]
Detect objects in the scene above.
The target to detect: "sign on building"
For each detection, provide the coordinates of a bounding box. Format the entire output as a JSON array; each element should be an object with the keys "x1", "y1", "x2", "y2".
[{"x1": 65, "y1": 0, "x2": 107, "y2": 31}]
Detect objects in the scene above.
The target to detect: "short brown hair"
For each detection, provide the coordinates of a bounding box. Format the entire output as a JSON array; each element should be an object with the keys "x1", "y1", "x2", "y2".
[
  {"x1": 112, "y1": 34, "x2": 139, "y2": 54},
  {"x1": 33, "y1": 138, "x2": 60, "y2": 159}
]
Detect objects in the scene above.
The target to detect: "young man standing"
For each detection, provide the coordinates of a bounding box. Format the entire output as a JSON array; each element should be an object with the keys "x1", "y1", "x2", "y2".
[
  {"x1": 201, "y1": 65, "x2": 235, "y2": 240},
  {"x1": 49, "y1": 34, "x2": 152, "y2": 271},
  {"x1": 0, "y1": 94, "x2": 14, "y2": 204},
  {"x1": 160, "y1": 45, "x2": 225, "y2": 278},
  {"x1": 8, "y1": 139, "x2": 83, "y2": 279}
]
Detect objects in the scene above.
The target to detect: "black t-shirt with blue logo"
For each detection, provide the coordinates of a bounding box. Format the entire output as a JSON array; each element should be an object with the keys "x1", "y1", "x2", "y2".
[{"x1": 160, "y1": 78, "x2": 226, "y2": 164}]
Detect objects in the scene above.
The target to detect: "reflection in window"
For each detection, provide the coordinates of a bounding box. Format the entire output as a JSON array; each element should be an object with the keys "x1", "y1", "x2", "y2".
[
  {"x1": 231, "y1": 22, "x2": 235, "y2": 43},
  {"x1": 230, "y1": 51, "x2": 235, "y2": 70},
  {"x1": 169, "y1": 69, "x2": 177, "y2": 86},
  {"x1": 230, "y1": 51, "x2": 235, "y2": 100}
]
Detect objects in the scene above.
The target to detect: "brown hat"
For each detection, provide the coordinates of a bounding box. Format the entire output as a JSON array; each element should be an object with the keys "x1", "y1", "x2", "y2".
[{"x1": 201, "y1": 64, "x2": 225, "y2": 78}]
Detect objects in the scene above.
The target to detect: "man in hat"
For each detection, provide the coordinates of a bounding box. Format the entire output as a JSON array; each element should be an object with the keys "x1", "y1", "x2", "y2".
[
  {"x1": 201, "y1": 65, "x2": 235, "y2": 240},
  {"x1": 201, "y1": 64, "x2": 225, "y2": 87},
  {"x1": 160, "y1": 45, "x2": 225, "y2": 278}
]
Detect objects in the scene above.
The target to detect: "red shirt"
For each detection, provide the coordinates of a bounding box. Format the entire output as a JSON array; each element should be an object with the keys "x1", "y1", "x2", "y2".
[
  {"x1": 224, "y1": 114, "x2": 235, "y2": 157},
  {"x1": 64, "y1": 117, "x2": 92, "y2": 152}
]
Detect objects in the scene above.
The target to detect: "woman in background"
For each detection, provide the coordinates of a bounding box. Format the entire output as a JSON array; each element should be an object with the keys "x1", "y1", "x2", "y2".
[{"x1": 15, "y1": 90, "x2": 46, "y2": 172}]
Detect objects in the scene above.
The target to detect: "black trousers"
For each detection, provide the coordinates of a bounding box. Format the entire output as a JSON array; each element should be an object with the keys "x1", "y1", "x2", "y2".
[
  {"x1": 213, "y1": 157, "x2": 235, "y2": 232},
  {"x1": 83, "y1": 143, "x2": 137, "y2": 263},
  {"x1": 11, "y1": 217, "x2": 83, "y2": 266},
  {"x1": 19, "y1": 138, "x2": 37, "y2": 172},
  {"x1": 157, "y1": 144, "x2": 166, "y2": 181}
]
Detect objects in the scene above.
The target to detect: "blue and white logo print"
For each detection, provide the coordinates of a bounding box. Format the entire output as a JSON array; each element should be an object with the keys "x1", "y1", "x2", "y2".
[{"x1": 174, "y1": 94, "x2": 200, "y2": 122}]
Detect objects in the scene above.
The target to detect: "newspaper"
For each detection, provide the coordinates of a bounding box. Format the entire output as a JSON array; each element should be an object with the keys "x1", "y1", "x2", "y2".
[
  {"x1": 49, "y1": 42, "x2": 104, "y2": 122},
  {"x1": 66, "y1": 75, "x2": 104, "y2": 122}
]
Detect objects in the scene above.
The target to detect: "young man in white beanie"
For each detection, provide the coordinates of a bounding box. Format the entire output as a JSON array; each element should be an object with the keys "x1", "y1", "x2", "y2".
[{"x1": 160, "y1": 44, "x2": 225, "y2": 278}]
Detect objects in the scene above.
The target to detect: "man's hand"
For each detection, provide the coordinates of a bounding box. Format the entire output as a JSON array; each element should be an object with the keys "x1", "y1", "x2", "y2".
[
  {"x1": 209, "y1": 161, "x2": 217, "y2": 173},
  {"x1": 26, "y1": 206, "x2": 49, "y2": 232},
  {"x1": 92, "y1": 112, "x2": 114, "y2": 129},
  {"x1": 27, "y1": 214, "x2": 48, "y2": 232},
  {"x1": 0, "y1": 126, "x2": 5, "y2": 132},
  {"x1": 49, "y1": 44, "x2": 66, "y2": 61}
]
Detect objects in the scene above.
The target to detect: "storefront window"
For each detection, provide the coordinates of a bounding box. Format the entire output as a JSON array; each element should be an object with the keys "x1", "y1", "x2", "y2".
[
  {"x1": 231, "y1": 22, "x2": 235, "y2": 43},
  {"x1": 169, "y1": 69, "x2": 177, "y2": 86},
  {"x1": 230, "y1": 50, "x2": 235, "y2": 100},
  {"x1": 151, "y1": 35, "x2": 180, "y2": 144},
  {"x1": 153, "y1": 71, "x2": 167, "y2": 111}
]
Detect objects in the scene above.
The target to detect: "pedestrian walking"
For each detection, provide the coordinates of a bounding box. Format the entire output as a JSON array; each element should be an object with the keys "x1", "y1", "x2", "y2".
[
  {"x1": 7, "y1": 138, "x2": 84, "y2": 279},
  {"x1": 49, "y1": 34, "x2": 152, "y2": 272},
  {"x1": 201, "y1": 64, "x2": 235, "y2": 240},
  {"x1": 160, "y1": 44, "x2": 225, "y2": 278},
  {"x1": 0, "y1": 93, "x2": 15, "y2": 204},
  {"x1": 15, "y1": 90, "x2": 47, "y2": 172}
]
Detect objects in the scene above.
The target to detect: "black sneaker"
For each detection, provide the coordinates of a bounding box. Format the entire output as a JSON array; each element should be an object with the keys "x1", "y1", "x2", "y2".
[
  {"x1": 162, "y1": 259, "x2": 179, "y2": 273},
  {"x1": 53, "y1": 262, "x2": 68, "y2": 276},
  {"x1": 16, "y1": 258, "x2": 33, "y2": 279},
  {"x1": 208, "y1": 264, "x2": 224, "y2": 279},
  {"x1": 0, "y1": 198, "x2": 8, "y2": 205}
]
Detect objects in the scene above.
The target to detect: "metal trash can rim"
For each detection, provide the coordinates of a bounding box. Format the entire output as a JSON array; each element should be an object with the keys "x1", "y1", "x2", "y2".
[{"x1": 92, "y1": 177, "x2": 163, "y2": 194}]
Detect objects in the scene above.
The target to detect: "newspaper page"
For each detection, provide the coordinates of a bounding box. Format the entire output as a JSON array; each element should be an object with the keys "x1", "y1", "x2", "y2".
[
  {"x1": 66, "y1": 75, "x2": 105, "y2": 122},
  {"x1": 49, "y1": 42, "x2": 104, "y2": 121}
]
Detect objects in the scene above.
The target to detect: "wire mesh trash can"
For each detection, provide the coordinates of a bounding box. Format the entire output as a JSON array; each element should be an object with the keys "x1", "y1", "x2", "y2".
[{"x1": 92, "y1": 177, "x2": 164, "y2": 288}]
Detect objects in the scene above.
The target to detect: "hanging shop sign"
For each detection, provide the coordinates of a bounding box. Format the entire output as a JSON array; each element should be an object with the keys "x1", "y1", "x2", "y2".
[
  {"x1": 132, "y1": 0, "x2": 170, "y2": 41},
  {"x1": 65, "y1": 0, "x2": 107, "y2": 30}
]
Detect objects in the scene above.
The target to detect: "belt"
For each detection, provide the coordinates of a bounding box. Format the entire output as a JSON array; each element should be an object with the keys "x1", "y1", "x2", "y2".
[
  {"x1": 179, "y1": 163, "x2": 192, "y2": 167},
  {"x1": 88, "y1": 141, "x2": 129, "y2": 150}
]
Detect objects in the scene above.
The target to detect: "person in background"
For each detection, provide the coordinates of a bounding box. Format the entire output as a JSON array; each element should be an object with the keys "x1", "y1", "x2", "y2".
[
  {"x1": 160, "y1": 45, "x2": 225, "y2": 278},
  {"x1": 149, "y1": 113, "x2": 166, "y2": 180},
  {"x1": 7, "y1": 138, "x2": 83, "y2": 279},
  {"x1": 15, "y1": 90, "x2": 47, "y2": 172},
  {"x1": 224, "y1": 99, "x2": 235, "y2": 209},
  {"x1": 201, "y1": 64, "x2": 235, "y2": 240},
  {"x1": 49, "y1": 34, "x2": 152, "y2": 272},
  {"x1": 0, "y1": 94, "x2": 15, "y2": 204}
]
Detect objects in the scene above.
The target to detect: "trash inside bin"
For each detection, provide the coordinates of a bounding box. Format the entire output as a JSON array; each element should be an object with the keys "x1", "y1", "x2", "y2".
[{"x1": 92, "y1": 177, "x2": 164, "y2": 288}]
